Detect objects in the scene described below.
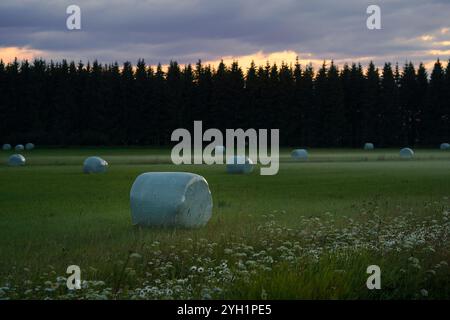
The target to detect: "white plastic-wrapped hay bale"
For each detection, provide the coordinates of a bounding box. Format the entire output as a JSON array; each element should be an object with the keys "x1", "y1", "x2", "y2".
[
  {"x1": 25, "y1": 143, "x2": 35, "y2": 150},
  {"x1": 364, "y1": 143, "x2": 374, "y2": 150},
  {"x1": 15, "y1": 144, "x2": 24, "y2": 151},
  {"x1": 214, "y1": 145, "x2": 225, "y2": 155},
  {"x1": 440, "y1": 143, "x2": 450, "y2": 150},
  {"x1": 400, "y1": 148, "x2": 414, "y2": 159},
  {"x1": 8, "y1": 154, "x2": 26, "y2": 166},
  {"x1": 2, "y1": 144, "x2": 11, "y2": 151},
  {"x1": 291, "y1": 149, "x2": 308, "y2": 161},
  {"x1": 83, "y1": 156, "x2": 108, "y2": 173},
  {"x1": 130, "y1": 172, "x2": 213, "y2": 228},
  {"x1": 226, "y1": 156, "x2": 254, "y2": 174}
]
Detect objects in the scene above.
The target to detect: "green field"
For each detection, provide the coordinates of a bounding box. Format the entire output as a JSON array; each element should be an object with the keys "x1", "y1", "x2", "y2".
[{"x1": 1, "y1": 148, "x2": 450, "y2": 299}]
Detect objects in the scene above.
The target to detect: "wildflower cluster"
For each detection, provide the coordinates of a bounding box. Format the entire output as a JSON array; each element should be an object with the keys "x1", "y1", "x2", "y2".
[{"x1": 1, "y1": 201, "x2": 449, "y2": 299}]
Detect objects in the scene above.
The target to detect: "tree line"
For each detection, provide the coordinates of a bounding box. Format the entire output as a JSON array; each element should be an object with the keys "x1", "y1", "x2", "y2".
[{"x1": 0, "y1": 58, "x2": 449, "y2": 147}]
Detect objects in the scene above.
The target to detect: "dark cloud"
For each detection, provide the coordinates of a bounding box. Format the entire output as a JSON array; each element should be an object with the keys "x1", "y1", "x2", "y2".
[{"x1": 0, "y1": 0, "x2": 449, "y2": 65}]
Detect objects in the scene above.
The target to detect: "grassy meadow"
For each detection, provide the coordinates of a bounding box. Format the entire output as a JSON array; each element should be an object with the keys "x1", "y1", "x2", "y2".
[{"x1": 0, "y1": 147, "x2": 450, "y2": 299}]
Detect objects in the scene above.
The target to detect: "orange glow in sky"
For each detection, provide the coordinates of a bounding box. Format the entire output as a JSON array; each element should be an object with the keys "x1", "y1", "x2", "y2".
[{"x1": 0, "y1": 46, "x2": 44, "y2": 63}]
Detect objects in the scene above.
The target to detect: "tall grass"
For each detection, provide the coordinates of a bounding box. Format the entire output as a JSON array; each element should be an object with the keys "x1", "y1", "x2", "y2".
[{"x1": 0, "y1": 149, "x2": 449, "y2": 299}]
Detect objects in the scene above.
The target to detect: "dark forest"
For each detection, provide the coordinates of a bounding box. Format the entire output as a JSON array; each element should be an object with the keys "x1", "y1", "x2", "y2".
[{"x1": 0, "y1": 58, "x2": 449, "y2": 147}]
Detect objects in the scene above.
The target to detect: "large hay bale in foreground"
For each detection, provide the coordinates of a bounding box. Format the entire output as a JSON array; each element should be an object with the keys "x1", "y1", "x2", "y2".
[
  {"x1": 8, "y1": 154, "x2": 26, "y2": 166},
  {"x1": 291, "y1": 149, "x2": 308, "y2": 160},
  {"x1": 25, "y1": 143, "x2": 35, "y2": 150},
  {"x1": 130, "y1": 172, "x2": 213, "y2": 228},
  {"x1": 364, "y1": 143, "x2": 374, "y2": 150},
  {"x1": 15, "y1": 144, "x2": 24, "y2": 151},
  {"x1": 400, "y1": 148, "x2": 414, "y2": 159},
  {"x1": 226, "y1": 156, "x2": 254, "y2": 174},
  {"x1": 2, "y1": 144, "x2": 11, "y2": 151},
  {"x1": 440, "y1": 143, "x2": 450, "y2": 150},
  {"x1": 83, "y1": 156, "x2": 108, "y2": 173}
]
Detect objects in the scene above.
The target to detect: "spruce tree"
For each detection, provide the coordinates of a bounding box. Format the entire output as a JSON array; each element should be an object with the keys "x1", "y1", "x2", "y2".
[
  {"x1": 399, "y1": 62, "x2": 418, "y2": 145},
  {"x1": 298, "y1": 64, "x2": 315, "y2": 146},
  {"x1": 416, "y1": 63, "x2": 428, "y2": 144},
  {"x1": 326, "y1": 61, "x2": 345, "y2": 146},
  {"x1": 363, "y1": 62, "x2": 380, "y2": 145},
  {"x1": 314, "y1": 62, "x2": 328, "y2": 146},
  {"x1": 428, "y1": 59, "x2": 445, "y2": 144},
  {"x1": 380, "y1": 63, "x2": 400, "y2": 146}
]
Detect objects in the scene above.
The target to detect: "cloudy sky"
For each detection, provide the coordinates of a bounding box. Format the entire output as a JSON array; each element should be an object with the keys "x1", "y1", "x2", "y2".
[{"x1": 1, "y1": 0, "x2": 449, "y2": 69}]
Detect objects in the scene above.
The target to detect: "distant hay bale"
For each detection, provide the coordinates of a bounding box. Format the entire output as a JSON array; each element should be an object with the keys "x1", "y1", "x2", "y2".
[
  {"x1": 8, "y1": 154, "x2": 26, "y2": 166},
  {"x1": 440, "y1": 143, "x2": 450, "y2": 150},
  {"x1": 2, "y1": 144, "x2": 11, "y2": 151},
  {"x1": 25, "y1": 143, "x2": 35, "y2": 150},
  {"x1": 83, "y1": 156, "x2": 108, "y2": 173},
  {"x1": 130, "y1": 172, "x2": 213, "y2": 228},
  {"x1": 364, "y1": 143, "x2": 374, "y2": 150},
  {"x1": 214, "y1": 145, "x2": 225, "y2": 155},
  {"x1": 291, "y1": 149, "x2": 308, "y2": 160},
  {"x1": 226, "y1": 156, "x2": 254, "y2": 174},
  {"x1": 15, "y1": 144, "x2": 24, "y2": 151},
  {"x1": 400, "y1": 148, "x2": 414, "y2": 159}
]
